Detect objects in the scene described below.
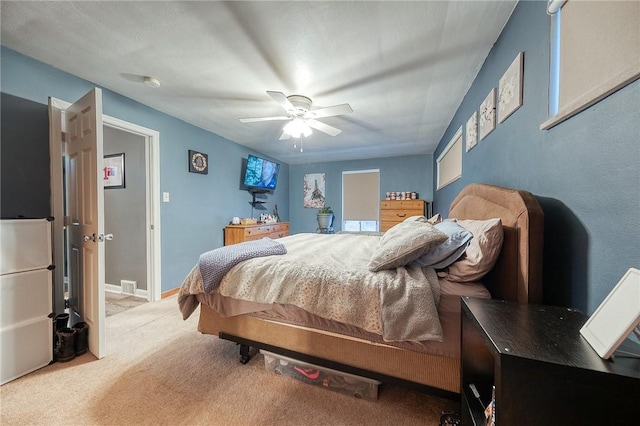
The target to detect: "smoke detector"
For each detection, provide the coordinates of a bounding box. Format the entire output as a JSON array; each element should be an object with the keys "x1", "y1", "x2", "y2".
[{"x1": 143, "y1": 76, "x2": 160, "y2": 88}]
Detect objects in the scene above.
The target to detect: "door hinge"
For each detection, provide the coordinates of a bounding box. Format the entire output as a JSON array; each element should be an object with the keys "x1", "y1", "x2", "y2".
[
  {"x1": 61, "y1": 131, "x2": 66, "y2": 142},
  {"x1": 64, "y1": 299, "x2": 70, "y2": 309}
]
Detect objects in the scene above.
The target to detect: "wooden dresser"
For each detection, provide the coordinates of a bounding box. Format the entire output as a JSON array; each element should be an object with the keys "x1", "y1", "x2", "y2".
[
  {"x1": 224, "y1": 222, "x2": 289, "y2": 246},
  {"x1": 380, "y1": 200, "x2": 426, "y2": 231}
]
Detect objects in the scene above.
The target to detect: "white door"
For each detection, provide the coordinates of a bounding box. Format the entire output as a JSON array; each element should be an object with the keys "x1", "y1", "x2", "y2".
[{"x1": 65, "y1": 88, "x2": 106, "y2": 359}]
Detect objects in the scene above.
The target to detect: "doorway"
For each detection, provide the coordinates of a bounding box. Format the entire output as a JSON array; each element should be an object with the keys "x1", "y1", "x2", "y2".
[
  {"x1": 103, "y1": 126, "x2": 148, "y2": 314},
  {"x1": 49, "y1": 97, "x2": 161, "y2": 352}
]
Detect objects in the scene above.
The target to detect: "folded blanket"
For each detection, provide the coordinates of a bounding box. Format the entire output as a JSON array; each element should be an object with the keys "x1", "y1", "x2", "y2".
[{"x1": 199, "y1": 238, "x2": 287, "y2": 293}]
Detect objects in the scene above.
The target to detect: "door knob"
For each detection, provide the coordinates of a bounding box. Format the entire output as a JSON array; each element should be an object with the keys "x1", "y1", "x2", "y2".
[
  {"x1": 98, "y1": 233, "x2": 114, "y2": 242},
  {"x1": 82, "y1": 234, "x2": 96, "y2": 242}
]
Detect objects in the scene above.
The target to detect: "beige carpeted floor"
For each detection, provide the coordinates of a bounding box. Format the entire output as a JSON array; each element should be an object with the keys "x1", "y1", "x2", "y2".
[{"x1": 0, "y1": 296, "x2": 458, "y2": 425}]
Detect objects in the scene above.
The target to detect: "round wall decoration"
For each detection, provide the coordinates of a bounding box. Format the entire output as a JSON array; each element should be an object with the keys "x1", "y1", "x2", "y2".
[{"x1": 188, "y1": 150, "x2": 208, "y2": 174}]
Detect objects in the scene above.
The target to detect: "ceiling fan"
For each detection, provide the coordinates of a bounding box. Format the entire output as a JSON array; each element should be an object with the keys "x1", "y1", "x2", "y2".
[{"x1": 239, "y1": 91, "x2": 353, "y2": 140}]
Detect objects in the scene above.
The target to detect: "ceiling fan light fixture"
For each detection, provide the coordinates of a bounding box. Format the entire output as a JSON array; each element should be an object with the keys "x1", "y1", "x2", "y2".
[{"x1": 283, "y1": 118, "x2": 312, "y2": 138}]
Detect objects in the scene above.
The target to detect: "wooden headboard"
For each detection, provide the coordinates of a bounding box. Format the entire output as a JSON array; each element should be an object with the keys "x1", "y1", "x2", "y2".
[{"x1": 448, "y1": 183, "x2": 544, "y2": 304}]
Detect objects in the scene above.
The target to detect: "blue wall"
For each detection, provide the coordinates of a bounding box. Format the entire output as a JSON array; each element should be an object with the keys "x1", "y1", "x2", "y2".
[
  {"x1": 289, "y1": 154, "x2": 433, "y2": 234},
  {"x1": 432, "y1": 1, "x2": 640, "y2": 314},
  {"x1": 0, "y1": 46, "x2": 289, "y2": 292}
]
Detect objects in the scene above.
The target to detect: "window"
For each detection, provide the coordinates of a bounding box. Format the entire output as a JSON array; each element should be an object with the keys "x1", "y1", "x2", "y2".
[
  {"x1": 342, "y1": 170, "x2": 379, "y2": 231},
  {"x1": 542, "y1": 0, "x2": 640, "y2": 129},
  {"x1": 436, "y1": 127, "x2": 462, "y2": 190}
]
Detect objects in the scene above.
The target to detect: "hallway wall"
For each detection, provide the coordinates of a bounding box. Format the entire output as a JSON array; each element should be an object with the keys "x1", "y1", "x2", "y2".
[{"x1": 104, "y1": 126, "x2": 147, "y2": 292}]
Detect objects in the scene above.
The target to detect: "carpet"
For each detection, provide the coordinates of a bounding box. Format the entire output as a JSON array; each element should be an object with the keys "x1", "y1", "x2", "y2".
[
  {"x1": 105, "y1": 292, "x2": 147, "y2": 317},
  {"x1": 0, "y1": 295, "x2": 458, "y2": 425}
]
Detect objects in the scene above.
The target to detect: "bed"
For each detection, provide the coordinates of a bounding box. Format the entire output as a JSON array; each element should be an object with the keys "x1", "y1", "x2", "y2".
[{"x1": 178, "y1": 183, "x2": 543, "y2": 397}]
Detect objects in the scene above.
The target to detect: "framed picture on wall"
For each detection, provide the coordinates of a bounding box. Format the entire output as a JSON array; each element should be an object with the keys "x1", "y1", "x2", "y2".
[
  {"x1": 188, "y1": 150, "x2": 208, "y2": 174},
  {"x1": 479, "y1": 88, "x2": 496, "y2": 140},
  {"x1": 303, "y1": 173, "x2": 325, "y2": 208},
  {"x1": 103, "y1": 153, "x2": 125, "y2": 189},
  {"x1": 465, "y1": 111, "x2": 478, "y2": 152},
  {"x1": 498, "y1": 52, "x2": 524, "y2": 123}
]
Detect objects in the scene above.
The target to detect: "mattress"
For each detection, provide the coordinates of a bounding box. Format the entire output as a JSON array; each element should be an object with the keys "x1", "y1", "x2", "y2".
[{"x1": 195, "y1": 278, "x2": 490, "y2": 359}]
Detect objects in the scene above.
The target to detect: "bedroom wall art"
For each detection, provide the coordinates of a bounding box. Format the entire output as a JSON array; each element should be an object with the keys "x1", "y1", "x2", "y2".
[
  {"x1": 188, "y1": 150, "x2": 208, "y2": 174},
  {"x1": 479, "y1": 88, "x2": 496, "y2": 140},
  {"x1": 103, "y1": 153, "x2": 125, "y2": 189},
  {"x1": 303, "y1": 173, "x2": 325, "y2": 208},
  {"x1": 498, "y1": 52, "x2": 524, "y2": 123},
  {"x1": 465, "y1": 111, "x2": 478, "y2": 152}
]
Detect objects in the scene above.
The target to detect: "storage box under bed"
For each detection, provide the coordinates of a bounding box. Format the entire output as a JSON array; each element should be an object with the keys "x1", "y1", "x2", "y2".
[{"x1": 261, "y1": 350, "x2": 381, "y2": 401}]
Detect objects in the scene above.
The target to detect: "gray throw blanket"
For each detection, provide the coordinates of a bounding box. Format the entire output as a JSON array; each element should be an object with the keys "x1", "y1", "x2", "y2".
[{"x1": 199, "y1": 238, "x2": 287, "y2": 293}]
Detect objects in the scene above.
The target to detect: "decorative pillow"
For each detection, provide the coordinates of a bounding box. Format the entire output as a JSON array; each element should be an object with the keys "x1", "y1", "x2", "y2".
[
  {"x1": 443, "y1": 218, "x2": 504, "y2": 282},
  {"x1": 403, "y1": 213, "x2": 442, "y2": 225},
  {"x1": 368, "y1": 221, "x2": 448, "y2": 272},
  {"x1": 413, "y1": 220, "x2": 473, "y2": 269}
]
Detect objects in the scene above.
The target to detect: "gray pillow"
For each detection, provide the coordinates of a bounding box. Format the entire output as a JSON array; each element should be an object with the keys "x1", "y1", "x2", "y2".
[
  {"x1": 413, "y1": 220, "x2": 473, "y2": 269},
  {"x1": 368, "y1": 221, "x2": 448, "y2": 272}
]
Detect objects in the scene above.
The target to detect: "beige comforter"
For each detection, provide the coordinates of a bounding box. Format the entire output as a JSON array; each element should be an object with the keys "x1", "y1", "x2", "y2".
[{"x1": 178, "y1": 233, "x2": 443, "y2": 342}]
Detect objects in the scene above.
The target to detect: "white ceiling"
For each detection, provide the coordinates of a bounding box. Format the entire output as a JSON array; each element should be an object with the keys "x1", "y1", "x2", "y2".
[{"x1": 1, "y1": 1, "x2": 516, "y2": 165}]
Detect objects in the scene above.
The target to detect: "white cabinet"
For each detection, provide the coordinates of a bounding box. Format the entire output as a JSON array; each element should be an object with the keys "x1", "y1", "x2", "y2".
[{"x1": 1, "y1": 219, "x2": 53, "y2": 385}]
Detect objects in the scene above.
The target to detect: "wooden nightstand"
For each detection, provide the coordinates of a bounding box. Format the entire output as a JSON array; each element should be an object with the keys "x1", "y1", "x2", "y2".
[{"x1": 461, "y1": 297, "x2": 640, "y2": 425}]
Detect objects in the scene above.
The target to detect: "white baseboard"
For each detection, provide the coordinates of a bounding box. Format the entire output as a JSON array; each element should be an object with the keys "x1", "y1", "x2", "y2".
[
  {"x1": 105, "y1": 283, "x2": 121, "y2": 294},
  {"x1": 105, "y1": 282, "x2": 149, "y2": 300}
]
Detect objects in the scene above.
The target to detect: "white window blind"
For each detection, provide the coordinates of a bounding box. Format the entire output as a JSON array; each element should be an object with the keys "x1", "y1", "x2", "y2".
[
  {"x1": 436, "y1": 128, "x2": 462, "y2": 190},
  {"x1": 542, "y1": 0, "x2": 640, "y2": 129},
  {"x1": 343, "y1": 170, "x2": 379, "y2": 221}
]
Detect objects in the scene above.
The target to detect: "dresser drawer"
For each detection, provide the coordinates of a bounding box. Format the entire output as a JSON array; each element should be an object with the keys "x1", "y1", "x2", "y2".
[
  {"x1": 380, "y1": 209, "x2": 423, "y2": 222},
  {"x1": 269, "y1": 223, "x2": 289, "y2": 238},
  {"x1": 380, "y1": 200, "x2": 425, "y2": 211},
  {"x1": 224, "y1": 222, "x2": 290, "y2": 246},
  {"x1": 244, "y1": 226, "x2": 274, "y2": 238}
]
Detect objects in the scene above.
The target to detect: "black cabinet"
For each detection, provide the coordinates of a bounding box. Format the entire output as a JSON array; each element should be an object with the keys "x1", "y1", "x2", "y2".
[{"x1": 461, "y1": 297, "x2": 640, "y2": 425}]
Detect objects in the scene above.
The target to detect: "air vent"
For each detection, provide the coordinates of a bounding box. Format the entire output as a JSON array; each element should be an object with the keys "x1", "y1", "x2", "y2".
[{"x1": 121, "y1": 280, "x2": 137, "y2": 295}]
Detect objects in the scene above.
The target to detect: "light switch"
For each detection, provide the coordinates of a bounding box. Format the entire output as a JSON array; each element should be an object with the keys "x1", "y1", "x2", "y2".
[{"x1": 163, "y1": 192, "x2": 170, "y2": 202}]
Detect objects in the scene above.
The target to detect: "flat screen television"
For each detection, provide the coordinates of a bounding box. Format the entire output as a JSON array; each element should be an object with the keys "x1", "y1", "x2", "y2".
[{"x1": 243, "y1": 154, "x2": 280, "y2": 191}]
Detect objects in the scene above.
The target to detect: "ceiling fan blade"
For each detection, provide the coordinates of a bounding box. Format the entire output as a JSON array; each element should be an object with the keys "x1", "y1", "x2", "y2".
[
  {"x1": 307, "y1": 103, "x2": 353, "y2": 119},
  {"x1": 267, "y1": 91, "x2": 296, "y2": 112},
  {"x1": 279, "y1": 131, "x2": 291, "y2": 141},
  {"x1": 306, "y1": 119, "x2": 342, "y2": 136},
  {"x1": 238, "y1": 116, "x2": 290, "y2": 123}
]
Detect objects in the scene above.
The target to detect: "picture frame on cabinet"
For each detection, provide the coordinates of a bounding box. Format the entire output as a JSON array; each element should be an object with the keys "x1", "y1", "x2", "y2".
[{"x1": 579, "y1": 268, "x2": 640, "y2": 359}]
